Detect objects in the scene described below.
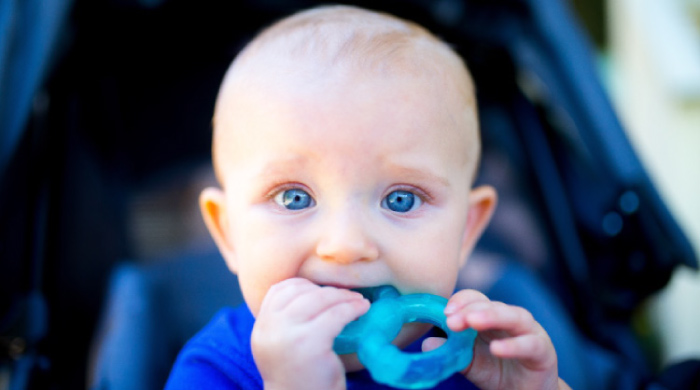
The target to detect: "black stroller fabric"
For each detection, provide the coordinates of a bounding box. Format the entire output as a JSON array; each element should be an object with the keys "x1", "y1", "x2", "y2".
[{"x1": 1, "y1": 0, "x2": 697, "y2": 389}]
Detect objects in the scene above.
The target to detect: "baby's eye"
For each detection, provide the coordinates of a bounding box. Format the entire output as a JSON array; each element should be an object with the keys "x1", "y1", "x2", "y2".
[
  {"x1": 273, "y1": 188, "x2": 314, "y2": 210},
  {"x1": 381, "y1": 190, "x2": 422, "y2": 213}
]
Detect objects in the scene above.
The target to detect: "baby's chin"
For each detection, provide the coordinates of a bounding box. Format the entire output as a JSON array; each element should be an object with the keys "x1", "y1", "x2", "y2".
[{"x1": 339, "y1": 322, "x2": 433, "y2": 373}]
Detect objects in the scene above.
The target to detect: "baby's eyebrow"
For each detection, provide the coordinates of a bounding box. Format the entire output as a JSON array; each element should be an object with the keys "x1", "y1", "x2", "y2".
[
  {"x1": 258, "y1": 156, "x2": 308, "y2": 177},
  {"x1": 384, "y1": 164, "x2": 451, "y2": 189}
]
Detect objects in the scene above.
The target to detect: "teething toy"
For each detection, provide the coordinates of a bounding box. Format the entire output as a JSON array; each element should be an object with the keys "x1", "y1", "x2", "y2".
[{"x1": 333, "y1": 286, "x2": 477, "y2": 389}]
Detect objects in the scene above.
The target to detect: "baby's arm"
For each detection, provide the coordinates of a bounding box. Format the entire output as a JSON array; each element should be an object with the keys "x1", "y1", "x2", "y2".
[
  {"x1": 251, "y1": 278, "x2": 370, "y2": 390},
  {"x1": 426, "y1": 289, "x2": 571, "y2": 390}
]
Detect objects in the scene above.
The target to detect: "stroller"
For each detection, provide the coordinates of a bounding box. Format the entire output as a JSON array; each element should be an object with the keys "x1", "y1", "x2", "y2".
[{"x1": 1, "y1": 0, "x2": 697, "y2": 389}]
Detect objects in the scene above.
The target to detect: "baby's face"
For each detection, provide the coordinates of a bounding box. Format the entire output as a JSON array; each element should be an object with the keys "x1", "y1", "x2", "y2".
[{"x1": 213, "y1": 68, "x2": 483, "y2": 351}]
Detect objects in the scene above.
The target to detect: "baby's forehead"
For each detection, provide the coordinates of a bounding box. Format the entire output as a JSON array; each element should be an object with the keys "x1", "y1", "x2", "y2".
[
  {"x1": 221, "y1": 6, "x2": 474, "y2": 100},
  {"x1": 212, "y1": 6, "x2": 480, "y2": 182}
]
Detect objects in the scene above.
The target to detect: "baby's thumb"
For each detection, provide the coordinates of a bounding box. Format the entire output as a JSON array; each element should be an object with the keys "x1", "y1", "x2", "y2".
[{"x1": 421, "y1": 337, "x2": 446, "y2": 352}]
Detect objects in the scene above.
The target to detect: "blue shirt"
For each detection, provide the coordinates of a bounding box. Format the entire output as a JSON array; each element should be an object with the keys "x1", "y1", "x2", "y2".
[{"x1": 165, "y1": 305, "x2": 478, "y2": 389}]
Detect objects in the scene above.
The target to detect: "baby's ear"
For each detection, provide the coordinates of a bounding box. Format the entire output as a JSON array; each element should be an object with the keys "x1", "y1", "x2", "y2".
[
  {"x1": 459, "y1": 186, "x2": 497, "y2": 265},
  {"x1": 200, "y1": 187, "x2": 238, "y2": 273}
]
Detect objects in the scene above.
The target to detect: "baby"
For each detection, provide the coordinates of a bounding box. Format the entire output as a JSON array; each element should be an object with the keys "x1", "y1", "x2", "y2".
[{"x1": 166, "y1": 5, "x2": 570, "y2": 390}]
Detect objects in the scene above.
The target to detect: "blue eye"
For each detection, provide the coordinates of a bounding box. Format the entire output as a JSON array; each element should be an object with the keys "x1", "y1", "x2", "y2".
[
  {"x1": 274, "y1": 188, "x2": 314, "y2": 210},
  {"x1": 382, "y1": 190, "x2": 421, "y2": 213}
]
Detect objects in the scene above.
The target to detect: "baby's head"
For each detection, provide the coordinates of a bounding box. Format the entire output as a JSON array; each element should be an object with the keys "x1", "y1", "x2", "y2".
[{"x1": 200, "y1": 4, "x2": 496, "y2": 351}]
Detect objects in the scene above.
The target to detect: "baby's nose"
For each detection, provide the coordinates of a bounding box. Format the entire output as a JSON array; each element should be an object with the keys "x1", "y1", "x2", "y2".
[{"x1": 315, "y1": 210, "x2": 379, "y2": 264}]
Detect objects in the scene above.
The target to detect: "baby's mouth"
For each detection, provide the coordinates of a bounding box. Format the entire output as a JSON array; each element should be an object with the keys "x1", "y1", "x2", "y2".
[
  {"x1": 319, "y1": 284, "x2": 400, "y2": 303},
  {"x1": 349, "y1": 285, "x2": 400, "y2": 303}
]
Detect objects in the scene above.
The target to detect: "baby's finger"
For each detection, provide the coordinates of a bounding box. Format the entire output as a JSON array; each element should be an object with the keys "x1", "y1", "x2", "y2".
[
  {"x1": 421, "y1": 337, "x2": 446, "y2": 353},
  {"x1": 307, "y1": 296, "x2": 370, "y2": 343},
  {"x1": 490, "y1": 334, "x2": 556, "y2": 370},
  {"x1": 444, "y1": 289, "x2": 490, "y2": 316},
  {"x1": 284, "y1": 286, "x2": 368, "y2": 323},
  {"x1": 259, "y1": 278, "x2": 317, "y2": 313},
  {"x1": 452, "y1": 301, "x2": 538, "y2": 337}
]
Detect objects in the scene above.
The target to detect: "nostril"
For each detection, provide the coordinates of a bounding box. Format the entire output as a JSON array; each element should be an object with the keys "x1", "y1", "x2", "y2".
[
  {"x1": 315, "y1": 239, "x2": 379, "y2": 264},
  {"x1": 314, "y1": 214, "x2": 379, "y2": 264}
]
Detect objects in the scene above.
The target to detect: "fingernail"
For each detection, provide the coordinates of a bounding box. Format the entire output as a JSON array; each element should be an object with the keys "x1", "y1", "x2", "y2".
[
  {"x1": 353, "y1": 291, "x2": 367, "y2": 300},
  {"x1": 445, "y1": 303, "x2": 458, "y2": 315}
]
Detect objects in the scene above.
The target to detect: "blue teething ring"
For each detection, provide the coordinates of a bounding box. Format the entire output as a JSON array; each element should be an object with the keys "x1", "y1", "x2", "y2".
[{"x1": 333, "y1": 286, "x2": 477, "y2": 389}]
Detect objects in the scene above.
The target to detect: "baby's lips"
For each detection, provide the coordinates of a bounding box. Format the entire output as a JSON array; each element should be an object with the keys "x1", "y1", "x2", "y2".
[
  {"x1": 316, "y1": 283, "x2": 398, "y2": 303},
  {"x1": 316, "y1": 282, "x2": 363, "y2": 291},
  {"x1": 315, "y1": 283, "x2": 367, "y2": 298}
]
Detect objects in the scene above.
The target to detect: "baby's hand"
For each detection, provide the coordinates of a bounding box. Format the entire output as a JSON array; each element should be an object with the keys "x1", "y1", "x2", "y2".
[
  {"x1": 423, "y1": 290, "x2": 571, "y2": 390},
  {"x1": 251, "y1": 278, "x2": 370, "y2": 390}
]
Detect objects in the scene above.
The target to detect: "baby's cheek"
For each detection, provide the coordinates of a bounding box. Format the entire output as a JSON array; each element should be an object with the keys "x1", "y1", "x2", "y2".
[
  {"x1": 395, "y1": 267, "x2": 458, "y2": 298},
  {"x1": 237, "y1": 277, "x2": 265, "y2": 317},
  {"x1": 394, "y1": 232, "x2": 464, "y2": 295},
  {"x1": 238, "y1": 267, "x2": 286, "y2": 316}
]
